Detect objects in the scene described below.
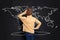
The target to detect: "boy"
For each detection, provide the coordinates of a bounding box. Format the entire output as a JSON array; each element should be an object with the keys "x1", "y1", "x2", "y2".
[{"x1": 18, "y1": 7, "x2": 42, "y2": 40}]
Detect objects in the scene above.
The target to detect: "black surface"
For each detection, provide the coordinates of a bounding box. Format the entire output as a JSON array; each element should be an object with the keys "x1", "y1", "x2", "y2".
[{"x1": 0, "y1": 0, "x2": 60, "y2": 40}]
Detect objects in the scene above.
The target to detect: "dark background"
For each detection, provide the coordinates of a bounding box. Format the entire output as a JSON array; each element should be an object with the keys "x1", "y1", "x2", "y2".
[{"x1": 0, "y1": 0, "x2": 60, "y2": 40}]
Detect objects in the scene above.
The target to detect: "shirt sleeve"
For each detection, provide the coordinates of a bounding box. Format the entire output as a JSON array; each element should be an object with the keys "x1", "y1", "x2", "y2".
[
  {"x1": 35, "y1": 18, "x2": 41, "y2": 24},
  {"x1": 34, "y1": 18, "x2": 42, "y2": 29},
  {"x1": 18, "y1": 11, "x2": 26, "y2": 20}
]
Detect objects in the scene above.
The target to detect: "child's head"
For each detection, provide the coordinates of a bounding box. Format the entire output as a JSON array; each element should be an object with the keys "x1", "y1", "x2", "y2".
[{"x1": 26, "y1": 7, "x2": 32, "y2": 16}]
